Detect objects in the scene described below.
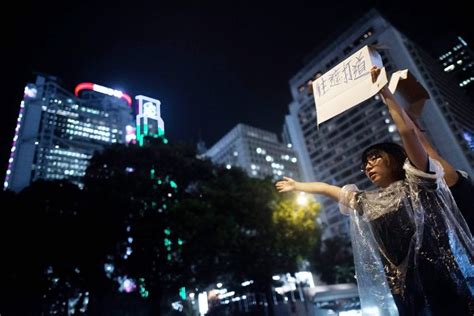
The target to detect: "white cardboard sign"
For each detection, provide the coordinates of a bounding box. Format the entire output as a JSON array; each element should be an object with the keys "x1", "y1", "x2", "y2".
[{"x1": 312, "y1": 45, "x2": 387, "y2": 126}]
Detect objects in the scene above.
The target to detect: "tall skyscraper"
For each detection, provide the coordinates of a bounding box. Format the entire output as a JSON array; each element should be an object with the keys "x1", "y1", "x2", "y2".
[
  {"x1": 284, "y1": 9, "x2": 474, "y2": 239},
  {"x1": 204, "y1": 123, "x2": 301, "y2": 181},
  {"x1": 438, "y1": 36, "x2": 474, "y2": 99},
  {"x1": 4, "y1": 75, "x2": 135, "y2": 192}
]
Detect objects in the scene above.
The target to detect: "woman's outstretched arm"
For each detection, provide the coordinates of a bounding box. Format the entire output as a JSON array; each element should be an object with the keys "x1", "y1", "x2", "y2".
[
  {"x1": 372, "y1": 67, "x2": 429, "y2": 171},
  {"x1": 275, "y1": 176, "x2": 343, "y2": 202}
]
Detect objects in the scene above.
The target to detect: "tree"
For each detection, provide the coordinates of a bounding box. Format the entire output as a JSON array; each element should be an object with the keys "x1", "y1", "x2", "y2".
[
  {"x1": 309, "y1": 235, "x2": 355, "y2": 284},
  {"x1": 1, "y1": 180, "x2": 96, "y2": 315},
  {"x1": 4, "y1": 136, "x2": 322, "y2": 315},
  {"x1": 83, "y1": 138, "x2": 216, "y2": 314},
  {"x1": 171, "y1": 169, "x2": 321, "y2": 315},
  {"x1": 237, "y1": 187, "x2": 320, "y2": 315}
]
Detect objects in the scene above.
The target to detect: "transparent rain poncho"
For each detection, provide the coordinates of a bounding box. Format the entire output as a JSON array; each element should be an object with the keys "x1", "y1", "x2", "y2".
[{"x1": 339, "y1": 158, "x2": 474, "y2": 315}]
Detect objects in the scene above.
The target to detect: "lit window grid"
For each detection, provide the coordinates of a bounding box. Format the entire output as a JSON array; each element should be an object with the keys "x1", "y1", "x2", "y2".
[
  {"x1": 44, "y1": 109, "x2": 123, "y2": 144},
  {"x1": 249, "y1": 146, "x2": 299, "y2": 179},
  {"x1": 206, "y1": 128, "x2": 301, "y2": 181},
  {"x1": 38, "y1": 150, "x2": 92, "y2": 179}
]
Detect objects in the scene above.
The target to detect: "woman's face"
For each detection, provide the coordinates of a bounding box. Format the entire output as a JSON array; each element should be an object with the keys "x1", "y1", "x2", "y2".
[{"x1": 362, "y1": 151, "x2": 397, "y2": 188}]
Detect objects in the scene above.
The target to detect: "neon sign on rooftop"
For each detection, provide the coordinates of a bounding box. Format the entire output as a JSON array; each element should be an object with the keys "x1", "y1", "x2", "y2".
[{"x1": 74, "y1": 82, "x2": 132, "y2": 106}]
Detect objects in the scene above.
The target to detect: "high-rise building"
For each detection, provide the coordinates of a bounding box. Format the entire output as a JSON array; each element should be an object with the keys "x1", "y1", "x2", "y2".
[
  {"x1": 204, "y1": 123, "x2": 301, "y2": 181},
  {"x1": 438, "y1": 36, "x2": 474, "y2": 99},
  {"x1": 4, "y1": 75, "x2": 135, "y2": 192},
  {"x1": 284, "y1": 9, "x2": 474, "y2": 239}
]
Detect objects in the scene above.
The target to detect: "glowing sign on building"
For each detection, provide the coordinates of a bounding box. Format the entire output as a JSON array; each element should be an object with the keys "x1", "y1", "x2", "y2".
[
  {"x1": 135, "y1": 95, "x2": 165, "y2": 146},
  {"x1": 125, "y1": 125, "x2": 137, "y2": 144},
  {"x1": 74, "y1": 82, "x2": 132, "y2": 106}
]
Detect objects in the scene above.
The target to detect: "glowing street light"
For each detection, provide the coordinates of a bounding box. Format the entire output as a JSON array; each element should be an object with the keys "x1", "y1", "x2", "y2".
[{"x1": 296, "y1": 192, "x2": 308, "y2": 206}]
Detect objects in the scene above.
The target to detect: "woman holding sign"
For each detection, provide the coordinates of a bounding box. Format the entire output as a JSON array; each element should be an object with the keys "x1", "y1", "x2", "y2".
[{"x1": 276, "y1": 67, "x2": 473, "y2": 315}]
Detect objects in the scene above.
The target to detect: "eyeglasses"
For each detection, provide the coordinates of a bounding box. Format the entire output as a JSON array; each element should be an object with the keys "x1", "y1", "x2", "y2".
[{"x1": 360, "y1": 153, "x2": 382, "y2": 173}]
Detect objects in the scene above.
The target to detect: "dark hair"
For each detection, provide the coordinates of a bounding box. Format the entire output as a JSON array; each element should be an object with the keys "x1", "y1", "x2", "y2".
[{"x1": 361, "y1": 142, "x2": 407, "y2": 180}]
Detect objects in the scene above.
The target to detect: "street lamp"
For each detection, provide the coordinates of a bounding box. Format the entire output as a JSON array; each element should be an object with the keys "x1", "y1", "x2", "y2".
[{"x1": 296, "y1": 192, "x2": 308, "y2": 206}]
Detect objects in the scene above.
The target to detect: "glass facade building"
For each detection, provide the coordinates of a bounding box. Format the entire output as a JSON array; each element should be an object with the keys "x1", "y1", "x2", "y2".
[
  {"x1": 438, "y1": 36, "x2": 474, "y2": 98},
  {"x1": 205, "y1": 123, "x2": 301, "y2": 181},
  {"x1": 5, "y1": 75, "x2": 134, "y2": 191}
]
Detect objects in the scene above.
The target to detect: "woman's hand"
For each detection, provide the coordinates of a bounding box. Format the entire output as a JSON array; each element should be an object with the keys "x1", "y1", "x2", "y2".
[
  {"x1": 275, "y1": 177, "x2": 297, "y2": 192},
  {"x1": 276, "y1": 179, "x2": 342, "y2": 201},
  {"x1": 370, "y1": 65, "x2": 381, "y2": 83},
  {"x1": 370, "y1": 66, "x2": 391, "y2": 100}
]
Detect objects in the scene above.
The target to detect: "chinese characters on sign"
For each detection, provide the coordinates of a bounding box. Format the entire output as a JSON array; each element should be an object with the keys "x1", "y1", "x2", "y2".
[
  {"x1": 314, "y1": 51, "x2": 369, "y2": 97},
  {"x1": 312, "y1": 45, "x2": 387, "y2": 126}
]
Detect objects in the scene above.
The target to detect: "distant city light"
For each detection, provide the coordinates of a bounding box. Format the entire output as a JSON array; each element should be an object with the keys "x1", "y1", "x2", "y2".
[
  {"x1": 139, "y1": 278, "x2": 149, "y2": 298},
  {"x1": 458, "y1": 36, "x2": 467, "y2": 46},
  {"x1": 179, "y1": 287, "x2": 186, "y2": 300},
  {"x1": 170, "y1": 180, "x2": 178, "y2": 189},
  {"x1": 218, "y1": 291, "x2": 235, "y2": 300},
  {"x1": 171, "y1": 301, "x2": 183, "y2": 311},
  {"x1": 444, "y1": 64, "x2": 455, "y2": 72},
  {"x1": 104, "y1": 263, "x2": 114, "y2": 278},
  {"x1": 118, "y1": 276, "x2": 137, "y2": 293},
  {"x1": 241, "y1": 280, "x2": 254, "y2": 287},
  {"x1": 125, "y1": 125, "x2": 137, "y2": 144},
  {"x1": 198, "y1": 292, "x2": 208, "y2": 315},
  {"x1": 24, "y1": 85, "x2": 37, "y2": 98}
]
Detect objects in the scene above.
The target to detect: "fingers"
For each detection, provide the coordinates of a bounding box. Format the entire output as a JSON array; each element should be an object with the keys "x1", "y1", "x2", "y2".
[
  {"x1": 370, "y1": 66, "x2": 380, "y2": 83},
  {"x1": 275, "y1": 181, "x2": 289, "y2": 193},
  {"x1": 275, "y1": 186, "x2": 289, "y2": 193},
  {"x1": 275, "y1": 177, "x2": 296, "y2": 192}
]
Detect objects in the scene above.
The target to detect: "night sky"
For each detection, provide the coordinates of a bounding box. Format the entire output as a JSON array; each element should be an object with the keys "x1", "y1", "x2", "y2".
[{"x1": 3, "y1": 0, "x2": 472, "y2": 176}]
